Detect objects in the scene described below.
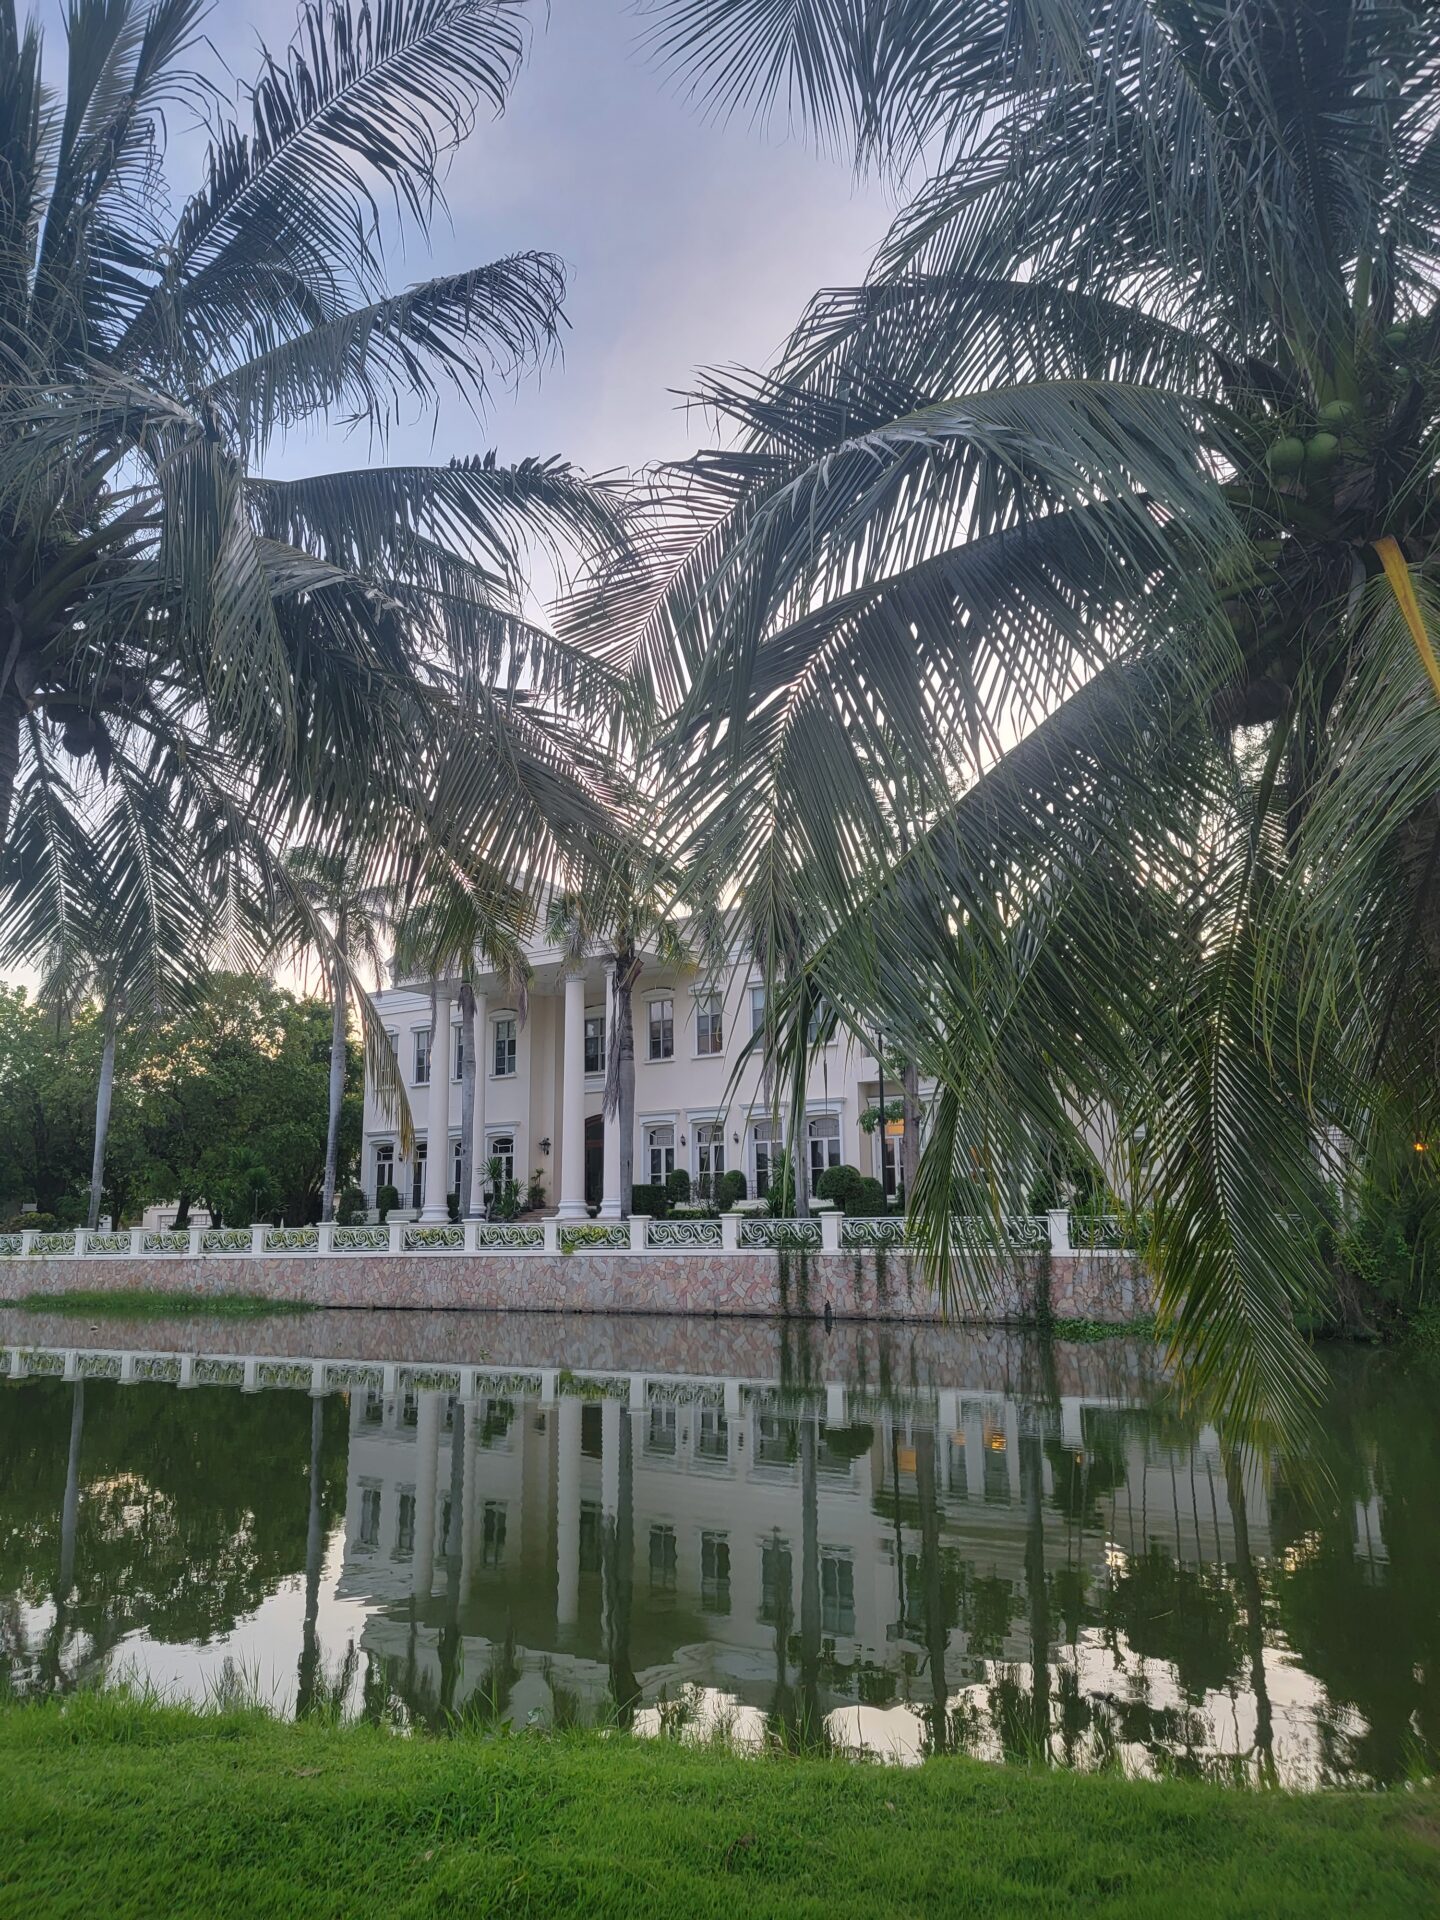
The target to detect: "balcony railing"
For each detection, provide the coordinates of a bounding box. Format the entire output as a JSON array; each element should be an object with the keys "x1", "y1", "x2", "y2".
[{"x1": 0, "y1": 1207, "x2": 1140, "y2": 1259}]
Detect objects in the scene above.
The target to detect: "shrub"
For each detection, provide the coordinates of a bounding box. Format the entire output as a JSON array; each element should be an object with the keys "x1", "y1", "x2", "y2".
[
  {"x1": 447, "y1": 1190, "x2": 461, "y2": 1223},
  {"x1": 851, "y1": 1177, "x2": 888, "y2": 1217},
  {"x1": 375, "y1": 1184, "x2": 400, "y2": 1224},
  {"x1": 336, "y1": 1185, "x2": 366, "y2": 1226},
  {"x1": 525, "y1": 1170, "x2": 547, "y2": 1211},
  {"x1": 821, "y1": 1421, "x2": 875, "y2": 1462},
  {"x1": 629, "y1": 1183, "x2": 667, "y2": 1218},
  {"x1": 6, "y1": 1212, "x2": 56, "y2": 1233},
  {"x1": 816, "y1": 1164, "x2": 864, "y2": 1211},
  {"x1": 665, "y1": 1167, "x2": 691, "y2": 1205},
  {"x1": 716, "y1": 1170, "x2": 748, "y2": 1210}
]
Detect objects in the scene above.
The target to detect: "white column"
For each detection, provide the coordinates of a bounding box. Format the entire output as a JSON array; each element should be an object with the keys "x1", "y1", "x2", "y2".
[
  {"x1": 556, "y1": 971, "x2": 588, "y2": 1220},
  {"x1": 412, "y1": 1390, "x2": 443, "y2": 1599},
  {"x1": 469, "y1": 990, "x2": 489, "y2": 1215},
  {"x1": 419, "y1": 985, "x2": 453, "y2": 1222},
  {"x1": 555, "y1": 1396, "x2": 582, "y2": 1626},
  {"x1": 598, "y1": 964, "x2": 623, "y2": 1219}
]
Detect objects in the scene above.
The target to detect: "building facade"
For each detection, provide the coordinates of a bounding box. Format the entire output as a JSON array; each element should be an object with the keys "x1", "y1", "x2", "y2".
[{"x1": 360, "y1": 932, "x2": 910, "y2": 1222}]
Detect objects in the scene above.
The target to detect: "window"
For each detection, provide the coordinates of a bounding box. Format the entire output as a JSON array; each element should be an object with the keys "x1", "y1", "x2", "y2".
[
  {"x1": 492, "y1": 1016, "x2": 517, "y2": 1078},
  {"x1": 753, "y1": 1119, "x2": 779, "y2": 1199},
  {"x1": 878, "y1": 1129, "x2": 899, "y2": 1199},
  {"x1": 756, "y1": 1411, "x2": 799, "y2": 1467},
  {"x1": 410, "y1": 1141, "x2": 427, "y2": 1212},
  {"x1": 648, "y1": 997, "x2": 674, "y2": 1061},
  {"x1": 647, "y1": 1406, "x2": 677, "y2": 1457},
  {"x1": 413, "y1": 1028, "x2": 431, "y2": 1086},
  {"x1": 583, "y1": 1007, "x2": 606, "y2": 1076},
  {"x1": 358, "y1": 1486, "x2": 381, "y2": 1548},
  {"x1": 485, "y1": 1133, "x2": 515, "y2": 1189},
  {"x1": 451, "y1": 1137, "x2": 463, "y2": 1203},
  {"x1": 384, "y1": 1028, "x2": 399, "y2": 1065},
  {"x1": 760, "y1": 1535, "x2": 792, "y2": 1626},
  {"x1": 697, "y1": 1406, "x2": 729, "y2": 1461},
  {"x1": 361, "y1": 1388, "x2": 385, "y2": 1427},
  {"x1": 695, "y1": 1122, "x2": 725, "y2": 1197},
  {"x1": 452, "y1": 1024, "x2": 464, "y2": 1081},
  {"x1": 806, "y1": 1114, "x2": 841, "y2": 1194},
  {"x1": 481, "y1": 1501, "x2": 507, "y2": 1569},
  {"x1": 648, "y1": 1523, "x2": 678, "y2": 1592},
  {"x1": 646, "y1": 1123, "x2": 675, "y2": 1185},
  {"x1": 701, "y1": 1532, "x2": 731, "y2": 1614},
  {"x1": 749, "y1": 984, "x2": 766, "y2": 1036},
  {"x1": 401, "y1": 1387, "x2": 419, "y2": 1427},
  {"x1": 395, "y1": 1489, "x2": 416, "y2": 1556},
  {"x1": 695, "y1": 992, "x2": 723, "y2": 1056},
  {"x1": 373, "y1": 1142, "x2": 394, "y2": 1203},
  {"x1": 821, "y1": 1551, "x2": 856, "y2": 1636},
  {"x1": 579, "y1": 1500, "x2": 602, "y2": 1575}
]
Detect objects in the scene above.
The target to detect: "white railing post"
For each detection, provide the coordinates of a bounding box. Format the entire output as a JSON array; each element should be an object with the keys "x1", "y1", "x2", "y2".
[
  {"x1": 388, "y1": 1221, "x2": 404, "y2": 1255},
  {"x1": 129, "y1": 1226, "x2": 144, "y2": 1256},
  {"x1": 178, "y1": 1354, "x2": 196, "y2": 1389},
  {"x1": 316, "y1": 1222, "x2": 334, "y2": 1255},
  {"x1": 720, "y1": 1212, "x2": 740, "y2": 1253},
  {"x1": 75, "y1": 1230, "x2": 90, "y2": 1258},
  {"x1": 242, "y1": 1357, "x2": 260, "y2": 1393},
  {"x1": 251, "y1": 1224, "x2": 267, "y2": 1256},
  {"x1": 62, "y1": 1350, "x2": 79, "y2": 1380},
  {"x1": 463, "y1": 1219, "x2": 479, "y2": 1253},
  {"x1": 542, "y1": 1218, "x2": 560, "y2": 1254},
  {"x1": 1047, "y1": 1209, "x2": 1072, "y2": 1257},
  {"x1": 188, "y1": 1226, "x2": 203, "y2": 1257},
  {"x1": 628, "y1": 1215, "x2": 648, "y2": 1253},
  {"x1": 820, "y1": 1209, "x2": 842, "y2": 1254},
  {"x1": 120, "y1": 1353, "x2": 138, "y2": 1385},
  {"x1": 19, "y1": 1231, "x2": 35, "y2": 1258},
  {"x1": 310, "y1": 1361, "x2": 328, "y2": 1396}
]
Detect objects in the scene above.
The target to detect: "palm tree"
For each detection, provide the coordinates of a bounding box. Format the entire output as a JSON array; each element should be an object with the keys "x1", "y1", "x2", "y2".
[
  {"x1": 593, "y1": 0, "x2": 1440, "y2": 1427},
  {"x1": 0, "y1": 0, "x2": 627, "y2": 966},
  {"x1": 279, "y1": 848, "x2": 392, "y2": 1222}
]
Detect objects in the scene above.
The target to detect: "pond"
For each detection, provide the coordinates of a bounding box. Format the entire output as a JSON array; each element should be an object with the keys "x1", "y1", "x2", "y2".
[{"x1": 0, "y1": 1306, "x2": 1435, "y2": 1787}]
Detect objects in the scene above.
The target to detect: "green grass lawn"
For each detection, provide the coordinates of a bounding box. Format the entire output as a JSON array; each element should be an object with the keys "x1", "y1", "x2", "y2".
[
  {"x1": 1, "y1": 1698, "x2": 1436, "y2": 1918},
  {"x1": 16, "y1": 1290, "x2": 314, "y2": 1317}
]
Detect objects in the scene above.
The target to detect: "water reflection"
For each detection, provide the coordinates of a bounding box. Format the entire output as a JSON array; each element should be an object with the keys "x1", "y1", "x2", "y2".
[{"x1": 0, "y1": 1315, "x2": 1434, "y2": 1788}]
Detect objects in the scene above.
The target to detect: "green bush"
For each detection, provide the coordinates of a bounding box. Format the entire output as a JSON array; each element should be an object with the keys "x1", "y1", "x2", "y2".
[
  {"x1": 816, "y1": 1164, "x2": 864, "y2": 1211},
  {"x1": 821, "y1": 1421, "x2": 875, "y2": 1462},
  {"x1": 6, "y1": 1212, "x2": 56, "y2": 1233},
  {"x1": 375, "y1": 1184, "x2": 400, "y2": 1224},
  {"x1": 665, "y1": 1167, "x2": 691, "y2": 1205},
  {"x1": 630, "y1": 1184, "x2": 667, "y2": 1218},
  {"x1": 716, "y1": 1170, "x2": 747, "y2": 1210},
  {"x1": 851, "y1": 1177, "x2": 888, "y2": 1217},
  {"x1": 335, "y1": 1185, "x2": 366, "y2": 1226},
  {"x1": 525, "y1": 1170, "x2": 547, "y2": 1211}
]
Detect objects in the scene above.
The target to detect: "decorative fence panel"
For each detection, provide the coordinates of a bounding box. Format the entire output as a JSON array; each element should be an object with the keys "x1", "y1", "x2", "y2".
[
  {"x1": 82, "y1": 1233, "x2": 130, "y2": 1255},
  {"x1": 738, "y1": 1218, "x2": 823, "y2": 1251},
  {"x1": 202, "y1": 1229, "x2": 252, "y2": 1254},
  {"x1": 265, "y1": 1227, "x2": 319, "y2": 1253},
  {"x1": 473, "y1": 1224, "x2": 544, "y2": 1250},
  {"x1": 332, "y1": 1226, "x2": 390, "y2": 1253},
  {"x1": 402, "y1": 1225, "x2": 465, "y2": 1251},
  {"x1": 841, "y1": 1218, "x2": 908, "y2": 1250},
  {"x1": 646, "y1": 1219, "x2": 723, "y2": 1250},
  {"x1": 560, "y1": 1224, "x2": 631, "y2": 1252},
  {"x1": 142, "y1": 1232, "x2": 189, "y2": 1254}
]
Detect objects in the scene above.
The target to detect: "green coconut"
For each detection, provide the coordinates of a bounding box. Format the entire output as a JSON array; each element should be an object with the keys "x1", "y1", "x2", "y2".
[
  {"x1": 1305, "y1": 432, "x2": 1341, "y2": 470},
  {"x1": 1317, "y1": 399, "x2": 1354, "y2": 429},
  {"x1": 1265, "y1": 435, "x2": 1306, "y2": 477},
  {"x1": 1385, "y1": 326, "x2": 1409, "y2": 351}
]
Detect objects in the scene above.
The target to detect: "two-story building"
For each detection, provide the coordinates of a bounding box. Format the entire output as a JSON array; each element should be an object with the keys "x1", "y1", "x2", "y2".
[{"x1": 360, "y1": 929, "x2": 912, "y2": 1221}]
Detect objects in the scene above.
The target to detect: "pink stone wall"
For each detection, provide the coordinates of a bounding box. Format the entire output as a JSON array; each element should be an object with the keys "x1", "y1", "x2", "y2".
[{"x1": 0, "y1": 1249, "x2": 1152, "y2": 1323}]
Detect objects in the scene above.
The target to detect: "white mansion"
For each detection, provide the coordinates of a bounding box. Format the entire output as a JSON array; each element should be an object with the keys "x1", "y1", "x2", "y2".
[{"x1": 361, "y1": 929, "x2": 909, "y2": 1223}]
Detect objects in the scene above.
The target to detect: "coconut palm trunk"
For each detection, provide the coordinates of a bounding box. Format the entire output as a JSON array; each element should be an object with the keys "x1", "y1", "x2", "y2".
[
  {"x1": 458, "y1": 981, "x2": 478, "y2": 1216},
  {"x1": 321, "y1": 911, "x2": 349, "y2": 1223},
  {"x1": 86, "y1": 995, "x2": 119, "y2": 1231},
  {"x1": 607, "y1": 947, "x2": 640, "y2": 1217}
]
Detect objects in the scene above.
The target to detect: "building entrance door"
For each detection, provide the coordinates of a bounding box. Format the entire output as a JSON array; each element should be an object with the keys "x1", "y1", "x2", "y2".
[{"x1": 584, "y1": 1114, "x2": 604, "y2": 1208}]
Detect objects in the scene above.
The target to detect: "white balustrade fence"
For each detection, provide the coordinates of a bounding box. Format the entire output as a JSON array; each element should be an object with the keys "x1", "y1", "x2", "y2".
[{"x1": 0, "y1": 1210, "x2": 1140, "y2": 1260}]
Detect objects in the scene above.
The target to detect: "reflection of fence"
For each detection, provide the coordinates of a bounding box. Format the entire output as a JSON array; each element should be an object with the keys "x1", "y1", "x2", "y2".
[{"x1": 0, "y1": 1207, "x2": 1141, "y2": 1260}]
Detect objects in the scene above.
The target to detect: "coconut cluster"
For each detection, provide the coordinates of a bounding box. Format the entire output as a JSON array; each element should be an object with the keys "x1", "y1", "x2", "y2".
[{"x1": 1265, "y1": 400, "x2": 1354, "y2": 481}]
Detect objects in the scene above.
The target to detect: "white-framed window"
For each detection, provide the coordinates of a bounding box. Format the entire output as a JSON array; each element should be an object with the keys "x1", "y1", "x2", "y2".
[
  {"x1": 701, "y1": 1531, "x2": 731, "y2": 1614},
  {"x1": 452, "y1": 1024, "x2": 464, "y2": 1081},
  {"x1": 373, "y1": 1141, "x2": 395, "y2": 1201},
  {"x1": 384, "y1": 1027, "x2": 399, "y2": 1066},
  {"x1": 646, "y1": 1122, "x2": 675, "y2": 1185},
  {"x1": 358, "y1": 1484, "x2": 382, "y2": 1549},
  {"x1": 451, "y1": 1137, "x2": 463, "y2": 1201},
  {"x1": 584, "y1": 1006, "x2": 606, "y2": 1076},
  {"x1": 648, "y1": 997, "x2": 674, "y2": 1061},
  {"x1": 753, "y1": 1118, "x2": 779, "y2": 1199},
  {"x1": 486, "y1": 1132, "x2": 515, "y2": 1188},
  {"x1": 877, "y1": 1129, "x2": 900, "y2": 1198},
  {"x1": 695, "y1": 991, "x2": 724, "y2": 1056},
  {"x1": 492, "y1": 1015, "x2": 517, "y2": 1078},
  {"x1": 694, "y1": 1122, "x2": 725, "y2": 1194},
  {"x1": 412, "y1": 1027, "x2": 431, "y2": 1086},
  {"x1": 821, "y1": 1550, "x2": 856, "y2": 1636},
  {"x1": 807, "y1": 1113, "x2": 841, "y2": 1194},
  {"x1": 410, "y1": 1142, "x2": 427, "y2": 1211},
  {"x1": 395, "y1": 1488, "x2": 416, "y2": 1557},
  {"x1": 648, "y1": 1523, "x2": 678, "y2": 1592},
  {"x1": 749, "y1": 984, "x2": 766, "y2": 1036}
]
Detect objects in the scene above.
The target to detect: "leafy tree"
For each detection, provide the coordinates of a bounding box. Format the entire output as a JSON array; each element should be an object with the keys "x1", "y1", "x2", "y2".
[{"x1": 609, "y1": 0, "x2": 1440, "y2": 1426}]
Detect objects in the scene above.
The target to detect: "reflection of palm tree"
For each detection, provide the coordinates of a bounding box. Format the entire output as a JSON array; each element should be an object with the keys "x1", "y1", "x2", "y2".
[
  {"x1": 438, "y1": 1405, "x2": 467, "y2": 1716},
  {"x1": 914, "y1": 1427, "x2": 949, "y2": 1754},
  {"x1": 1020, "y1": 1402, "x2": 1052, "y2": 1763},
  {"x1": 602, "y1": 1411, "x2": 639, "y2": 1724},
  {"x1": 1224, "y1": 1445, "x2": 1277, "y2": 1786},
  {"x1": 798, "y1": 1415, "x2": 823, "y2": 1743},
  {"x1": 296, "y1": 1397, "x2": 325, "y2": 1719}
]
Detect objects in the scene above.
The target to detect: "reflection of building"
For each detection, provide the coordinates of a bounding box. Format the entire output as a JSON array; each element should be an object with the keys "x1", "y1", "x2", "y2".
[
  {"x1": 335, "y1": 1381, "x2": 1280, "y2": 1727},
  {"x1": 362, "y1": 930, "x2": 920, "y2": 1222}
]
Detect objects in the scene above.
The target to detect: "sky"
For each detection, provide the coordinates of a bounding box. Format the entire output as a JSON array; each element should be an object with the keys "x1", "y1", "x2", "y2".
[{"x1": 184, "y1": 0, "x2": 894, "y2": 483}]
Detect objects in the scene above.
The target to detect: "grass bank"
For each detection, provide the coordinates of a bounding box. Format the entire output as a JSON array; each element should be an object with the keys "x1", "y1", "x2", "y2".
[
  {"x1": 1, "y1": 1698, "x2": 1436, "y2": 1918},
  {"x1": 16, "y1": 1290, "x2": 314, "y2": 1317}
]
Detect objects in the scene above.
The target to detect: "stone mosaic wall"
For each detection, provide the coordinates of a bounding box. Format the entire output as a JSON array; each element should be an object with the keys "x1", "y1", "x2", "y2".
[{"x1": 1, "y1": 1248, "x2": 1152, "y2": 1323}]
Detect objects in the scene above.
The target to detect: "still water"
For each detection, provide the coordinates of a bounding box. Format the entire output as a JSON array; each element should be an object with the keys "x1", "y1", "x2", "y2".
[{"x1": 0, "y1": 1307, "x2": 1435, "y2": 1787}]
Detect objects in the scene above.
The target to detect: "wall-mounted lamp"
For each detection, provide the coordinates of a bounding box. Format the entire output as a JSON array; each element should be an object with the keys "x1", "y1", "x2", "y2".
[
  {"x1": 539, "y1": 1137, "x2": 552, "y2": 1156},
  {"x1": 732, "y1": 1131, "x2": 740, "y2": 1144},
  {"x1": 680, "y1": 1133, "x2": 687, "y2": 1147}
]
